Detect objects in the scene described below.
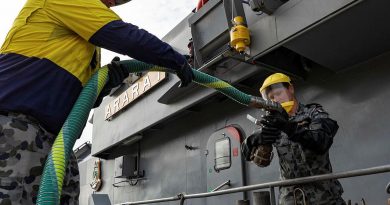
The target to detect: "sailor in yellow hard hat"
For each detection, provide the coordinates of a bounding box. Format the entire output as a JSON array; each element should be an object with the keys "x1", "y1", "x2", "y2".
[
  {"x1": 259, "y1": 73, "x2": 297, "y2": 115},
  {"x1": 243, "y1": 72, "x2": 346, "y2": 205}
]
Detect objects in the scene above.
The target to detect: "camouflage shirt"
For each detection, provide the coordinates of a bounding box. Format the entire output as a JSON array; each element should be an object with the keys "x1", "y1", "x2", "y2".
[{"x1": 274, "y1": 103, "x2": 345, "y2": 205}]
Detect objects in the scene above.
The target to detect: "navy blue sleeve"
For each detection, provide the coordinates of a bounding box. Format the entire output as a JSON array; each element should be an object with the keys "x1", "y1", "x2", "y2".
[{"x1": 89, "y1": 20, "x2": 186, "y2": 70}]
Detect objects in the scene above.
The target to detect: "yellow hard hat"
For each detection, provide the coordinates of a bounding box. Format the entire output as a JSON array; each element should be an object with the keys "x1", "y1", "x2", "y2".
[{"x1": 259, "y1": 73, "x2": 291, "y2": 93}]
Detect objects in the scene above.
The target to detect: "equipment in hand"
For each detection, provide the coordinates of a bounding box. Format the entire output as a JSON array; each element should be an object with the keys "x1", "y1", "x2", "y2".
[
  {"x1": 243, "y1": 114, "x2": 281, "y2": 167},
  {"x1": 261, "y1": 109, "x2": 297, "y2": 137}
]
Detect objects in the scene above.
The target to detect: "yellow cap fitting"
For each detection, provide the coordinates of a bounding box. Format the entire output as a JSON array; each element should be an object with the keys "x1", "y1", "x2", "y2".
[
  {"x1": 230, "y1": 16, "x2": 250, "y2": 53},
  {"x1": 233, "y1": 16, "x2": 245, "y2": 24}
]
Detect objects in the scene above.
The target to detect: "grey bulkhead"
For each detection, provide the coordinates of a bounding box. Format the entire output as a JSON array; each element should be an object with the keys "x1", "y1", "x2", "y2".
[{"x1": 79, "y1": 0, "x2": 390, "y2": 204}]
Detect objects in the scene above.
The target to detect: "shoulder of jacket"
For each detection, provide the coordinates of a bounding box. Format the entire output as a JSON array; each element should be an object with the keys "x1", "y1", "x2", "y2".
[
  {"x1": 304, "y1": 103, "x2": 322, "y2": 109},
  {"x1": 304, "y1": 103, "x2": 328, "y2": 118}
]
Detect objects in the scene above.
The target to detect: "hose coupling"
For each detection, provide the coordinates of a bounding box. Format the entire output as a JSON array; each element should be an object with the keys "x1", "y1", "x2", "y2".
[{"x1": 249, "y1": 96, "x2": 283, "y2": 112}]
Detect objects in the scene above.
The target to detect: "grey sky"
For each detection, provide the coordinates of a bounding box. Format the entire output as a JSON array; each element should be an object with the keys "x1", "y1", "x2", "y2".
[{"x1": 0, "y1": 0, "x2": 195, "y2": 149}]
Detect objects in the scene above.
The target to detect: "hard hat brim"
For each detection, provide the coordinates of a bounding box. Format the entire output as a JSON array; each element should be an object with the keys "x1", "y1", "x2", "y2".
[{"x1": 259, "y1": 73, "x2": 291, "y2": 93}]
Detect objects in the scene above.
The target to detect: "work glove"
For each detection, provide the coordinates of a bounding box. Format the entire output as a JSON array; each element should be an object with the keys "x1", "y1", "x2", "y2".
[
  {"x1": 176, "y1": 59, "x2": 195, "y2": 88},
  {"x1": 94, "y1": 57, "x2": 129, "y2": 107},
  {"x1": 260, "y1": 110, "x2": 297, "y2": 137},
  {"x1": 241, "y1": 126, "x2": 281, "y2": 161},
  {"x1": 249, "y1": 126, "x2": 282, "y2": 145},
  {"x1": 106, "y1": 56, "x2": 129, "y2": 90}
]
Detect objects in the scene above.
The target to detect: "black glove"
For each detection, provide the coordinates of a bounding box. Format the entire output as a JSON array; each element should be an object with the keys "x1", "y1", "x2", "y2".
[
  {"x1": 249, "y1": 126, "x2": 281, "y2": 145},
  {"x1": 242, "y1": 126, "x2": 280, "y2": 161},
  {"x1": 176, "y1": 60, "x2": 195, "y2": 88},
  {"x1": 94, "y1": 57, "x2": 129, "y2": 107},
  {"x1": 106, "y1": 56, "x2": 129, "y2": 90},
  {"x1": 261, "y1": 110, "x2": 297, "y2": 137}
]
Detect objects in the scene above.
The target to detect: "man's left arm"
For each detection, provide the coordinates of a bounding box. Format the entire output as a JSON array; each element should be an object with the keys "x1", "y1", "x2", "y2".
[{"x1": 289, "y1": 105, "x2": 339, "y2": 154}]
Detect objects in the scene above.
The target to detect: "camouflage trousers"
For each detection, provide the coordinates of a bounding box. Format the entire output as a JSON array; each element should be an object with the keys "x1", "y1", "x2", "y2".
[
  {"x1": 0, "y1": 113, "x2": 79, "y2": 205},
  {"x1": 280, "y1": 198, "x2": 346, "y2": 205},
  {"x1": 280, "y1": 195, "x2": 346, "y2": 205},
  {"x1": 279, "y1": 184, "x2": 346, "y2": 205}
]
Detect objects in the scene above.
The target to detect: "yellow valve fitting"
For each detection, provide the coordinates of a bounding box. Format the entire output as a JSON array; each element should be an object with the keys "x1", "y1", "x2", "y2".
[{"x1": 230, "y1": 16, "x2": 250, "y2": 53}]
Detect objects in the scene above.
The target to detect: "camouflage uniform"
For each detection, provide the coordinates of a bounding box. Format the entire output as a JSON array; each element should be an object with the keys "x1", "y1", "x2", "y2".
[
  {"x1": 0, "y1": 112, "x2": 79, "y2": 205},
  {"x1": 274, "y1": 103, "x2": 345, "y2": 205}
]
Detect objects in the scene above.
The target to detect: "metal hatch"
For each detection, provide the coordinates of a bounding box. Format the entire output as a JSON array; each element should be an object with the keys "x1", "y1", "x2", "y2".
[{"x1": 206, "y1": 125, "x2": 246, "y2": 205}]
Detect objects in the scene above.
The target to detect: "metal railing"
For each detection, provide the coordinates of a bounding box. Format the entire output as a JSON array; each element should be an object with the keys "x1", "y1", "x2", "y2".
[{"x1": 117, "y1": 164, "x2": 390, "y2": 205}]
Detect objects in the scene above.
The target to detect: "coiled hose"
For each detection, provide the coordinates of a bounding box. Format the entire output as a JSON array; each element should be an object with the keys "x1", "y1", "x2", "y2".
[{"x1": 37, "y1": 60, "x2": 281, "y2": 204}]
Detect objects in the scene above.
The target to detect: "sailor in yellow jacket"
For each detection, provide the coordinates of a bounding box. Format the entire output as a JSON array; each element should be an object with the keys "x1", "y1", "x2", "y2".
[{"x1": 0, "y1": 0, "x2": 193, "y2": 204}]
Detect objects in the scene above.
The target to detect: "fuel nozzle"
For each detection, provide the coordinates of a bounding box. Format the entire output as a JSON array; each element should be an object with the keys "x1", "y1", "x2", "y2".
[{"x1": 230, "y1": 16, "x2": 250, "y2": 54}]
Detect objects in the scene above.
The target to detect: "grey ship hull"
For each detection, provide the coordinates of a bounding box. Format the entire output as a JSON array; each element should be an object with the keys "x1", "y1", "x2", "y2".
[{"x1": 79, "y1": 0, "x2": 390, "y2": 204}]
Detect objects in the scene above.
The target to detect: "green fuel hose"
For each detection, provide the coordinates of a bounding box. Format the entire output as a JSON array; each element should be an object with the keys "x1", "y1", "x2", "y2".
[{"x1": 37, "y1": 60, "x2": 281, "y2": 204}]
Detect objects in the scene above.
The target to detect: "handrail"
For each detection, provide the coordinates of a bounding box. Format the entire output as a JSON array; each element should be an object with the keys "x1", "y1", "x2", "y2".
[{"x1": 117, "y1": 164, "x2": 390, "y2": 205}]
